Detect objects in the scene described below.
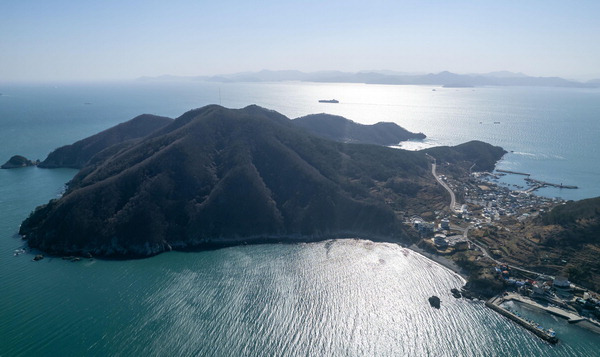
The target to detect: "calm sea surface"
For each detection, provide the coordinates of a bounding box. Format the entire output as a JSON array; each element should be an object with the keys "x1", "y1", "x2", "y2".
[{"x1": 1, "y1": 82, "x2": 599, "y2": 355}]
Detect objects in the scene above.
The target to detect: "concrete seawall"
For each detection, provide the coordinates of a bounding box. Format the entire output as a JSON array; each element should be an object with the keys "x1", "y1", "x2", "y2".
[
  {"x1": 486, "y1": 296, "x2": 558, "y2": 344},
  {"x1": 497, "y1": 169, "x2": 530, "y2": 176}
]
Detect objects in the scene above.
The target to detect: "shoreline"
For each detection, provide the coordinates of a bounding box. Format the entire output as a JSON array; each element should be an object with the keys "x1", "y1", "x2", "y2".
[
  {"x1": 27, "y1": 233, "x2": 413, "y2": 260},
  {"x1": 29, "y1": 231, "x2": 470, "y2": 282},
  {"x1": 408, "y1": 243, "x2": 469, "y2": 280}
]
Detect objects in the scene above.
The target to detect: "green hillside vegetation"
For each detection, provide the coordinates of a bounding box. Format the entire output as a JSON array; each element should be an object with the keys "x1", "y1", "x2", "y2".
[
  {"x1": 293, "y1": 113, "x2": 425, "y2": 146},
  {"x1": 20, "y1": 105, "x2": 506, "y2": 258}
]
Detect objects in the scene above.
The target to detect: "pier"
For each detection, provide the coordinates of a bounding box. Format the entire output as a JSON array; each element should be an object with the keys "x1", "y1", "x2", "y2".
[
  {"x1": 486, "y1": 295, "x2": 558, "y2": 344},
  {"x1": 497, "y1": 169, "x2": 530, "y2": 176},
  {"x1": 525, "y1": 178, "x2": 578, "y2": 192}
]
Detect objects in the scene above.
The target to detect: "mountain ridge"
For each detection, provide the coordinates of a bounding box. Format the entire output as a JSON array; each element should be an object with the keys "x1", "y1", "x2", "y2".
[
  {"x1": 39, "y1": 114, "x2": 173, "y2": 169},
  {"x1": 138, "y1": 70, "x2": 598, "y2": 88}
]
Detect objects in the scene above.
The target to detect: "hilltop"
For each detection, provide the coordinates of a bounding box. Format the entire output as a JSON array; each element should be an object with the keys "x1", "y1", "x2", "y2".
[
  {"x1": 20, "y1": 105, "x2": 506, "y2": 258},
  {"x1": 35, "y1": 112, "x2": 424, "y2": 170},
  {"x1": 1, "y1": 155, "x2": 37, "y2": 169}
]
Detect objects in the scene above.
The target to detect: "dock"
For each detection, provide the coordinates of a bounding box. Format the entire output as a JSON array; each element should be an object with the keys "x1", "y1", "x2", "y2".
[
  {"x1": 525, "y1": 178, "x2": 578, "y2": 190},
  {"x1": 496, "y1": 169, "x2": 530, "y2": 176},
  {"x1": 503, "y1": 293, "x2": 580, "y2": 321},
  {"x1": 486, "y1": 295, "x2": 558, "y2": 344},
  {"x1": 500, "y1": 292, "x2": 600, "y2": 333}
]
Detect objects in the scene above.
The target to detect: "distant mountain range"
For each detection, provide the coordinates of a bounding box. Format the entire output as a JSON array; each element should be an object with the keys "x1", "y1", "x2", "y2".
[{"x1": 138, "y1": 70, "x2": 599, "y2": 88}]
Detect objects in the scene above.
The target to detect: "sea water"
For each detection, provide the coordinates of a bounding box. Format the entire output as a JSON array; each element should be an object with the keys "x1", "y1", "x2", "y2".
[{"x1": 0, "y1": 82, "x2": 599, "y2": 355}]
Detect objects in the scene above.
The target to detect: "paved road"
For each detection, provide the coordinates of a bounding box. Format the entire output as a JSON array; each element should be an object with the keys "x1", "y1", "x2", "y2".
[{"x1": 427, "y1": 154, "x2": 457, "y2": 212}]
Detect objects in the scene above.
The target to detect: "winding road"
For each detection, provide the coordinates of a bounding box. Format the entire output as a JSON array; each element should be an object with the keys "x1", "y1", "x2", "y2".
[{"x1": 426, "y1": 154, "x2": 458, "y2": 212}]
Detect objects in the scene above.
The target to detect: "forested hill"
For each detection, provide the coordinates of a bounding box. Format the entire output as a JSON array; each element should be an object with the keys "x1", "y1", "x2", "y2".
[{"x1": 20, "y1": 105, "x2": 506, "y2": 258}]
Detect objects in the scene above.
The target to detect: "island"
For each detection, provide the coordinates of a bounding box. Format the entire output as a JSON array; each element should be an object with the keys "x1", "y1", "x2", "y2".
[
  {"x1": 1, "y1": 155, "x2": 38, "y2": 169},
  {"x1": 19, "y1": 105, "x2": 505, "y2": 258},
  {"x1": 293, "y1": 113, "x2": 426, "y2": 146}
]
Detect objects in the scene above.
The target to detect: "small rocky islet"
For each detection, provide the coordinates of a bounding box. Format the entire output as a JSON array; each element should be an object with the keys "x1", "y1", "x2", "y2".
[
  {"x1": 428, "y1": 295, "x2": 441, "y2": 309},
  {"x1": 1, "y1": 155, "x2": 38, "y2": 169}
]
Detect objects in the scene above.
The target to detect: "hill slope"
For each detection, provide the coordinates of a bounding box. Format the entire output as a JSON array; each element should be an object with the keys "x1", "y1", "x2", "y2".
[
  {"x1": 480, "y1": 196, "x2": 600, "y2": 291},
  {"x1": 39, "y1": 114, "x2": 173, "y2": 169},
  {"x1": 293, "y1": 113, "x2": 425, "y2": 145}
]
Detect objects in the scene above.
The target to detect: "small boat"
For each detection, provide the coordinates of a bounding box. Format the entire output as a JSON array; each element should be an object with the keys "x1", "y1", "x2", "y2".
[{"x1": 318, "y1": 99, "x2": 339, "y2": 103}]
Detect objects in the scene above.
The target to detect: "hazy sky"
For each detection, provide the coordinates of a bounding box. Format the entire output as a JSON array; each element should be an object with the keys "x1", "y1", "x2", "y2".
[{"x1": 2, "y1": 0, "x2": 599, "y2": 82}]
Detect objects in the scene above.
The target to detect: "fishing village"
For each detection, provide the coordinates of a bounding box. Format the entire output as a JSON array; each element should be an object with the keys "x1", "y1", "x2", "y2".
[{"x1": 411, "y1": 157, "x2": 600, "y2": 344}]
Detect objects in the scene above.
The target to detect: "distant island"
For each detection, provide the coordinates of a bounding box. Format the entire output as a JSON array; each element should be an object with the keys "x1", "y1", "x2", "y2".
[
  {"x1": 138, "y1": 70, "x2": 599, "y2": 88},
  {"x1": 19, "y1": 105, "x2": 505, "y2": 258},
  {"x1": 293, "y1": 113, "x2": 425, "y2": 146}
]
